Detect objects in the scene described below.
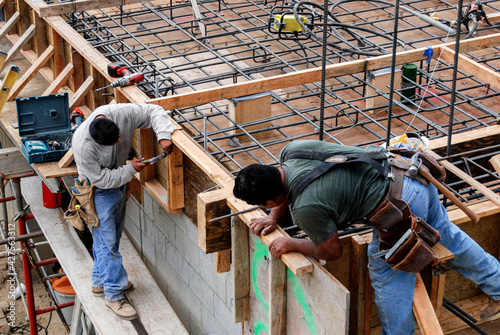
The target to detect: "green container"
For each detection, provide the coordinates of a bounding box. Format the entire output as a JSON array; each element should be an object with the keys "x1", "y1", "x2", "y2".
[{"x1": 401, "y1": 64, "x2": 417, "y2": 103}]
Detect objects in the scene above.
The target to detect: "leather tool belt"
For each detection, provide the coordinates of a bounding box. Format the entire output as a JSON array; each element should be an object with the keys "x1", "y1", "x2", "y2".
[
  {"x1": 63, "y1": 177, "x2": 99, "y2": 231},
  {"x1": 285, "y1": 147, "x2": 445, "y2": 273}
]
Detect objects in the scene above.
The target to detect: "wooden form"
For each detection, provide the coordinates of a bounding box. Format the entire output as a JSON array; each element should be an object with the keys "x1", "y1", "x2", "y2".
[
  {"x1": 198, "y1": 187, "x2": 232, "y2": 253},
  {"x1": 413, "y1": 274, "x2": 444, "y2": 335},
  {"x1": 1, "y1": 2, "x2": 500, "y2": 334}
]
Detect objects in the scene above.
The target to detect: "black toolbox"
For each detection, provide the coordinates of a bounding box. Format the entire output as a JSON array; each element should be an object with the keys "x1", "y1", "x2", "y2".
[{"x1": 16, "y1": 93, "x2": 72, "y2": 164}]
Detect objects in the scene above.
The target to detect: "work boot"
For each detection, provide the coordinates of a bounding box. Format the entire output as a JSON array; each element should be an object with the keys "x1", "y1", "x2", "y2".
[
  {"x1": 105, "y1": 299, "x2": 138, "y2": 321},
  {"x1": 480, "y1": 298, "x2": 500, "y2": 321},
  {"x1": 92, "y1": 281, "x2": 134, "y2": 297}
]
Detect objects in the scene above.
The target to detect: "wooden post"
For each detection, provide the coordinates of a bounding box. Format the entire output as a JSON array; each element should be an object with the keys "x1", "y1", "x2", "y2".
[
  {"x1": 269, "y1": 256, "x2": 286, "y2": 335},
  {"x1": 49, "y1": 27, "x2": 65, "y2": 77},
  {"x1": 349, "y1": 235, "x2": 371, "y2": 335},
  {"x1": 413, "y1": 273, "x2": 444, "y2": 335},
  {"x1": 215, "y1": 250, "x2": 231, "y2": 273},
  {"x1": 166, "y1": 144, "x2": 184, "y2": 214},
  {"x1": 197, "y1": 188, "x2": 232, "y2": 253},
  {"x1": 232, "y1": 217, "x2": 250, "y2": 323}
]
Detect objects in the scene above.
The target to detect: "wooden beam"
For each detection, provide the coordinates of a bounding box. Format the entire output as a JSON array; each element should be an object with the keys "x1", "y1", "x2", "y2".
[
  {"x1": 49, "y1": 27, "x2": 64, "y2": 77},
  {"x1": 0, "y1": 147, "x2": 32, "y2": 176},
  {"x1": 428, "y1": 150, "x2": 500, "y2": 208},
  {"x1": 40, "y1": 0, "x2": 148, "y2": 17},
  {"x1": 0, "y1": 12, "x2": 20, "y2": 41},
  {"x1": 69, "y1": 76, "x2": 94, "y2": 111},
  {"x1": 349, "y1": 234, "x2": 371, "y2": 335},
  {"x1": 197, "y1": 188, "x2": 232, "y2": 253},
  {"x1": 227, "y1": 196, "x2": 313, "y2": 275},
  {"x1": 58, "y1": 148, "x2": 74, "y2": 168},
  {"x1": 440, "y1": 46, "x2": 500, "y2": 91},
  {"x1": 8, "y1": 45, "x2": 54, "y2": 101},
  {"x1": 215, "y1": 250, "x2": 231, "y2": 273},
  {"x1": 42, "y1": 63, "x2": 74, "y2": 96},
  {"x1": 232, "y1": 217, "x2": 250, "y2": 323},
  {"x1": 490, "y1": 154, "x2": 500, "y2": 174},
  {"x1": 269, "y1": 256, "x2": 286, "y2": 335},
  {"x1": 413, "y1": 273, "x2": 444, "y2": 335},
  {"x1": 1, "y1": 25, "x2": 36, "y2": 72},
  {"x1": 148, "y1": 34, "x2": 500, "y2": 111},
  {"x1": 166, "y1": 143, "x2": 184, "y2": 214}
]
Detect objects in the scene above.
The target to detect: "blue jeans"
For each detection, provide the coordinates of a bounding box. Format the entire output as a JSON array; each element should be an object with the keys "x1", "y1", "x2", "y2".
[
  {"x1": 90, "y1": 185, "x2": 128, "y2": 302},
  {"x1": 368, "y1": 176, "x2": 500, "y2": 334}
]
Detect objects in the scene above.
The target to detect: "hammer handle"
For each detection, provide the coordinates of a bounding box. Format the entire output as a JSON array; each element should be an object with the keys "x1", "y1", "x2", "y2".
[{"x1": 419, "y1": 166, "x2": 480, "y2": 223}]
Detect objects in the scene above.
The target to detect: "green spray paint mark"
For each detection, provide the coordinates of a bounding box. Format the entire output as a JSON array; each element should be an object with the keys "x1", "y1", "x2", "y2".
[
  {"x1": 252, "y1": 239, "x2": 269, "y2": 312},
  {"x1": 253, "y1": 319, "x2": 268, "y2": 335},
  {"x1": 288, "y1": 269, "x2": 318, "y2": 335}
]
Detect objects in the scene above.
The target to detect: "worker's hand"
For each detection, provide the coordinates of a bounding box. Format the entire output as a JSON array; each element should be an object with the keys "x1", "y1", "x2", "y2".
[
  {"x1": 249, "y1": 215, "x2": 277, "y2": 236},
  {"x1": 269, "y1": 237, "x2": 292, "y2": 259},
  {"x1": 132, "y1": 157, "x2": 148, "y2": 172},
  {"x1": 160, "y1": 139, "x2": 173, "y2": 155}
]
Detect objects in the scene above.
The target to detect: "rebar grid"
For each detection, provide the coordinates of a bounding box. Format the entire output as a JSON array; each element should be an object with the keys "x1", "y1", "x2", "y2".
[{"x1": 56, "y1": 0, "x2": 500, "y2": 181}]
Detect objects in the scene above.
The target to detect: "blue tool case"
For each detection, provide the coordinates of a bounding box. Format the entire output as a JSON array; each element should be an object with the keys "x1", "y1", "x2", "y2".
[{"x1": 16, "y1": 93, "x2": 72, "y2": 164}]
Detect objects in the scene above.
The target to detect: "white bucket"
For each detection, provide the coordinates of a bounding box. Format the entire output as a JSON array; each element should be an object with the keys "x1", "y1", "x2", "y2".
[{"x1": 53, "y1": 290, "x2": 75, "y2": 325}]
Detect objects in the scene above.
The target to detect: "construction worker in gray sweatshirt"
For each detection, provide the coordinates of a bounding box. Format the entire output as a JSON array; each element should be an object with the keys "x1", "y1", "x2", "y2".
[{"x1": 72, "y1": 103, "x2": 174, "y2": 320}]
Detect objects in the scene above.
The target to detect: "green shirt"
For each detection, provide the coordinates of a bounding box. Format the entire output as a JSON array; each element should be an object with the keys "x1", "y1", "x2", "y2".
[{"x1": 280, "y1": 140, "x2": 390, "y2": 244}]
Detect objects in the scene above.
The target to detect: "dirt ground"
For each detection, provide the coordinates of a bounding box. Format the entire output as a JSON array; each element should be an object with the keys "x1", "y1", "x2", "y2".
[{"x1": 0, "y1": 251, "x2": 68, "y2": 335}]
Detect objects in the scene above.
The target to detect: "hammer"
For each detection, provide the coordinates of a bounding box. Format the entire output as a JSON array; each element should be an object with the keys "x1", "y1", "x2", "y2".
[{"x1": 141, "y1": 152, "x2": 167, "y2": 165}]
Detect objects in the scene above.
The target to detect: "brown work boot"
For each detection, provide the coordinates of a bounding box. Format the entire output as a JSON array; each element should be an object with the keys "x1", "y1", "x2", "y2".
[
  {"x1": 105, "y1": 299, "x2": 138, "y2": 320},
  {"x1": 480, "y1": 298, "x2": 500, "y2": 321},
  {"x1": 92, "y1": 281, "x2": 134, "y2": 297}
]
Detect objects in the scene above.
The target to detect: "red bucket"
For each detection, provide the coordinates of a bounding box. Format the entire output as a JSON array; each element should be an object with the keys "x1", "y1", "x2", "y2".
[{"x1": 42, "y1": 181, "x2": 62, "y2": 208}]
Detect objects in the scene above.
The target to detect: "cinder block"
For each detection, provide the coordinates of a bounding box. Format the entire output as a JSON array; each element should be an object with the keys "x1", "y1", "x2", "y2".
[
  {"x1": 155, "y1": 210, "x2": 176, "y2": 241},
  {"x1": 167, "y1": 289, "x2": 192, "y2": 332},
  {"x1": 124, "y1": 216, "x2": 142, "y2": 250},
  {"x1": 201, "y1": 306, "x2": 227, "y2": 335},
  {"x1": 215, "y1": 296, "x2": 241, "y2": 334},
  {"x1": 143, "y1": 215, "x2": 156, "y2": 245},
  {"x1": 186, "y1": 220, "x2": 198, "y2": 245},
  {"x1": 125, "y1": 197, "x2": 141, "y2": 229},
  {"x1": 142, "y1": 234, "x2": 156, "y2": 266},
  {"x1": 143, "y1": 188, "x2": 155, "y2": 220},
  {"x1": 166, "y1": 242, "x2": 189, "y2": 284},
  {"x1": 200, "y1": 260, "x2": 227, "y2": 303},
  {"x1": 188, "y1": 264, "x2": 214, "y2": 311},
  {"x1": 154, "y1": 227, "x2": 167, "y2": 258}
]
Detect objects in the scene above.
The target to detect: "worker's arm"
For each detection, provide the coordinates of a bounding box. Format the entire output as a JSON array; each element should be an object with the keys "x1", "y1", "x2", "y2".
[
  {"x1": 249, "y1": 198, "x2": 290, "y2": 235},
  {"x1": 269, "y1": 233, "x2": 343, "y2": 261}
]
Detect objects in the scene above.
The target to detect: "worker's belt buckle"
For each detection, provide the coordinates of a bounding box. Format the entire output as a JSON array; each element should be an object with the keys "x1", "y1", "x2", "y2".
[{"x1": 325, "y1": 155, "x2": 347, "y2": 163}]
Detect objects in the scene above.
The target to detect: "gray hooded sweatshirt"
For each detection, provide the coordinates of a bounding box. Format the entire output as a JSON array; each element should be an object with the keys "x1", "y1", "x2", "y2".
[{"x1": 72, "y1": 103, "x2": 174, "y2": 189}]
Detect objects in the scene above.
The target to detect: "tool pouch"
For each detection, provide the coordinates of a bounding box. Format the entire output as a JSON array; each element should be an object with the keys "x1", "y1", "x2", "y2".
[
  {"x1": 368, "y1": 195, "x2": 441, "y2": 273},
  {"x1": 63, "y1": 178, "x2": 99, "y2": 230}
]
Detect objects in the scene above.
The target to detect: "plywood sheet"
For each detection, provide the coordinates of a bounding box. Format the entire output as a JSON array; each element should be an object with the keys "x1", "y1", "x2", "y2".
[{"x1": 244, "y1": 233, "x2": 349, "y2": 335}]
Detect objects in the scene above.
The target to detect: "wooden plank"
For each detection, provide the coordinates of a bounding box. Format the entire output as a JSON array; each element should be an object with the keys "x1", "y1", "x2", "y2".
[
  {"x1": 165, "y1": 143, "x2": 184, "y2": 213},
  {"x1": 49, "y1": 27, "x2": 64, "y2": 77},
  {"x1": 197, "y1": 188, "x2": 232, "y2": 253},
  {"x1": 0, "y1": 12, "x2": 20, "y2": 41},
  {"x1": 232, "y1": 217, "x2": 250, "y2": 323},
  {"x1": 1, "y1": 25, "x2": 36, "y2": 72},
  {"x1": 269, "y1": 256, "x2": 286, "y2": 335},
  {"x1": 31, "y1": 9, "x2": 49, "y2": 55},
  {"x1": 350, "y1": 234, "x2": 371, "y2": 335},
  {"x1": 40, "y1": 0, "x2": 150, "y2": 17},
  {"x1": 69, "y1": 76, "x2": 94, "y2": 111},
  {"x1": 140, "y1": 129, "x2": 155, "y2": 182},
  {"x1": 227, "y1": 196, "x2": 313, "y2": 275},
  {"x1": 215, "y1": 250, "x2": 231, "y2": 273},
  {"x1": 490, "y1": 154, "x2": 500, "y2": 174},
  {"x1": 413, "y1": 273, "x2": 444, "y2": 335},
  {"x1": 21, "y1": 175, "x2": 188, "y2": 334},
  {"x1": 428, "y1": 150, "x2": 500, "y2": 208},
  {"x1": 16, "y1": 0, "x2": 30, "y2": 47},
  {"x1": 440, "y1": 46, "x2": 500, "y2": 90},
  {"x1": 8, "y1": 45, "x2": 54, "y2": 101},
  {"x1": 42, "y1": 63, "x2": 74, "y2": 96},
  {"x1": 144, "y1": 179, "x2": 172, "y2": 213},
  {"x1": 58, "y1": 147, "x2": 74, "y2": 168},
  {"x1": 428, "y1": 124, "x2": 500, "y2": 150},
  {"x1": 0, "y1": 147, "x2": 32, "y2": 175},
  {"x1": 149, "y1": 34, "x2": 500, "y2": 111}
]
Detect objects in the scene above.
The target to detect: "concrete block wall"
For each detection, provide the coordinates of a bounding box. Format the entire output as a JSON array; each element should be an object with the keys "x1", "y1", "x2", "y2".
[{"x1": 124, "y1": 188, "x2": 241, "y2": 335}]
